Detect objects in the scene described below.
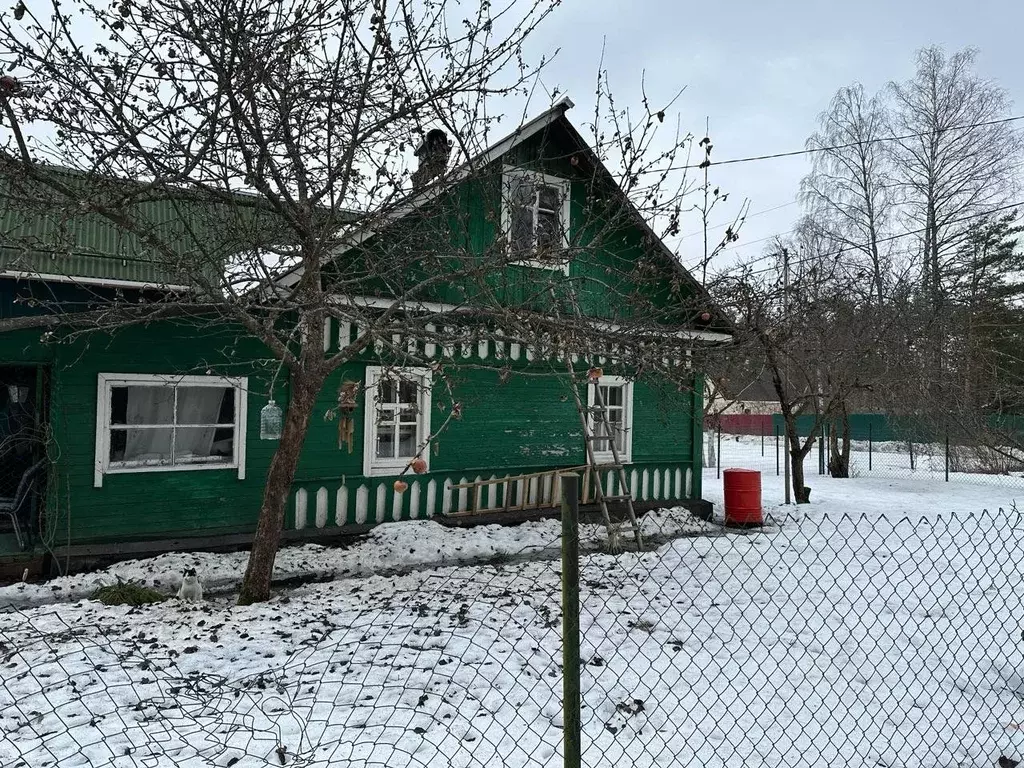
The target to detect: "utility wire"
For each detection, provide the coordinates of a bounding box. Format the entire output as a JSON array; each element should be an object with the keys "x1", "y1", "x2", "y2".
[
  {"x1": 718, "y1": 199, "x2": 1024, "y2": 280},
  {"x1": 677, "y1": 199, "x2": 799, "y2": 241},
  {"x1": 687, "y1": 156, "x2": 1024, "y2": 265},
  {"x1": 657, "y1": 115, "x2": 1024, "y2": 172}
]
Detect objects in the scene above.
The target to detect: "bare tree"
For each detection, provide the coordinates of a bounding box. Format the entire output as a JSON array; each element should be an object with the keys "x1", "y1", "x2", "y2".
[
  {"x1": 714, "y1": 236, "x2": 883, "y2": 501},
  {"x1": 0, "y1": 1, "x2": 712, "y2": 602},
  {"x1": 888, "y1": 46, "x2": 1023, "y2": 311},
  {"x1": 801, "y1": 84, "x2": 895, "y2": 306}
]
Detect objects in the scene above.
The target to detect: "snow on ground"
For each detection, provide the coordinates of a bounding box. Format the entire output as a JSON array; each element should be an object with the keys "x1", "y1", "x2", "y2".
[
  {"x1": 715, "y1": 432, "x2": 1024, "y2": 494},
  {"x1": 2, "y1": 450, "x2": 1024, "y2": 768},
  {"x1": 0, "y1": 506, "x2": 713, "y2": 609}
]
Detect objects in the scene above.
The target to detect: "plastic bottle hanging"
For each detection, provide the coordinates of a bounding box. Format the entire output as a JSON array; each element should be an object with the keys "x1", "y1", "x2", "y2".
[{"x1": 260, "y1": 399, "x2": 283, "y2": 440}]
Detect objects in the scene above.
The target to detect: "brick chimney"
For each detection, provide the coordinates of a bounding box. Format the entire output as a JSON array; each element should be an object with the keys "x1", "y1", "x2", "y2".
[{"x1": 411, "y1": 129, "x2": 452, "y2": 190}]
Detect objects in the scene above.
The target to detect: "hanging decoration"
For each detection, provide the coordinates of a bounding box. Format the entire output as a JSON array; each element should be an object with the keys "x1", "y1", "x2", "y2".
[
  {"x1": 260, "y1": 399, "x2": 283, "y2": 440},
  {"x1": 337, "y1": 380, "x2": 360, "y2": 452}
]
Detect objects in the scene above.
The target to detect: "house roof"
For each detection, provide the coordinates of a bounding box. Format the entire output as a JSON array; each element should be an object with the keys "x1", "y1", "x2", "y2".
[
  {"x1": 0, "y1": 183, "x2": 201, "y2": 289},
  {"x1": 0, "y1": 167, "x2": 359, "y2": 290},
  {"x1": 274, "y1": 97, "x2": 577, "y2": 290},
  {"x1": 274, "y1": 99, "x2": 733, "y2": 339}
]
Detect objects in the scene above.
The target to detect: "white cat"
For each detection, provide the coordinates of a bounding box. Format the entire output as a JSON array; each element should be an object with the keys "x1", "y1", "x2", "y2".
[{"x1": 176, "y1": 567, "x2": 204, "y2": 602}]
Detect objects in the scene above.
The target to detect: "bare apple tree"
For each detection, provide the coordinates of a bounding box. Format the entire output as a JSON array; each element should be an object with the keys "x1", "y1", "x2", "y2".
[
  {"x1": 713, "y1": 230, "x2": 887, "y2": 501},
  {"x1": 0, "y1": 0, "x2": 716, "y2": 602}
]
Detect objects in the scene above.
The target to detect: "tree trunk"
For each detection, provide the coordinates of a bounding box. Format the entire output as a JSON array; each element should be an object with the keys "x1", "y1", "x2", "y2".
[
  {"x1": 789, "y1": 446, "x2": 811, "y2": 503},
  {"x1": 827, "y1": 406, "x2": 852, "y2": 478},
  {"x1": 237, "y1": 372, "x2": 322, "y2": 605},
  {"x1": 782, "y1": 414, "x2": 812, "y2": 503},
  {"x1": 704, "y1": 430, "x2": 716, "y2": 469}
]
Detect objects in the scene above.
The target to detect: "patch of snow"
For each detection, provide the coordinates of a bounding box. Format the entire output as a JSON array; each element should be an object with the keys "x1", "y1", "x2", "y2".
[{"x1": 0, "y1": 518, "x2": 563, "y2": 608}]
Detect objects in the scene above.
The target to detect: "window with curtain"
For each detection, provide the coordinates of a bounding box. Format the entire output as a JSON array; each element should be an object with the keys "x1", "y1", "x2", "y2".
[
  {"x1": 503, "y1": 168, "x2": 570, "y2": 268},
  {"x1": 95, "y1": 374, "x2": 248, "y2": 486},
  {"x1": 363, "y1": 366, "x2": 432, "y2": 476}
]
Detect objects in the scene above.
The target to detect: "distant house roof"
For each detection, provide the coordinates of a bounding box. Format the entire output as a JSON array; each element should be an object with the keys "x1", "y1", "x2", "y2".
[
  {"x1": 713, "y1": 370, "x2": 776, "y2": 403},
  {"x1": 734, "y1": 376, "x2": 777, "y2": 403},
  {"x1": 0, "y1": 167, "x2": 358, "y2": 290}
]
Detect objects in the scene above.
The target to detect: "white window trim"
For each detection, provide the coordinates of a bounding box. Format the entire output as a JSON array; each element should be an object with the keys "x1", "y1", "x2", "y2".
[
  {"x1": 363, "y1": 366, "x2": 433, "y2": 477},
  {"x1": 94, "y1": 373, "x2": 249, "y2": 488},
  {"x1": 501, "y1": 166, "x2": 572, "y2": 273},
  {"x1": 587, "y1": 375, "x2": 633, "y2": 464}
]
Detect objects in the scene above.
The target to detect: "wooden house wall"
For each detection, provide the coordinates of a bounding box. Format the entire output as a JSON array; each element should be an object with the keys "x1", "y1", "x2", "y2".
[{"x1": 0, "y1": 314, "x2": 701, "y2": 549}]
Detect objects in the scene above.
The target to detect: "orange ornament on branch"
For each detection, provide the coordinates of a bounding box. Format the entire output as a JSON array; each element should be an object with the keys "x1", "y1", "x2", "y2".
[
  {"x1": 410, "y1": 457, "x2": 428, "y2": 474},
  {"x1": 587, "y1": 366, "x2": 603, "y2": 382},
  {"x1": 393, "y1": 480, "x2": 409, "y2": 493}
]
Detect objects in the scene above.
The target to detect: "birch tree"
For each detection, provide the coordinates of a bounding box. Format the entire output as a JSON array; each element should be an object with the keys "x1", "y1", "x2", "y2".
[
  {"x1": 801, "y1": 84, "x2": 894, "y2": 306},
  {"x1": 888, "y1": 46, "x2": 1023, "y2": 311}
]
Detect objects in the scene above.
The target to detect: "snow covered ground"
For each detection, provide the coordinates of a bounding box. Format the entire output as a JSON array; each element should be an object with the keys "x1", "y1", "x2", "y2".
[
  {"x1": 2, "y1": 449, "x2": 1024, "y2": 768},
  {"x1": 0, "y1": 506, "x2": 712, "y2": 609},
  {"x1": 716, "y1": 432, "x2": 1024, "y2": 499}
]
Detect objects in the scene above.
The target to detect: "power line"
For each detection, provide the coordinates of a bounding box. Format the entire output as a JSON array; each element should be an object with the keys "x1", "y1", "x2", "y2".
[
  {"x1": 686, "y1": 156, "x2": 1024, "y2": 265},
  {"x1": 721, "y1": 199, "x2": 1024, "y2": 280},
  {"x1": 657, "y1": 115, "x2": 1024, "y2": 173},
  {"x1": 677, "y1": 199, "x2": 799, "y2": 241}
]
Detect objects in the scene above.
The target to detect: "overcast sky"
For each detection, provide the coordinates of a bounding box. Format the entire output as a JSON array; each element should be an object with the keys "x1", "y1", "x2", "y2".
[{"x1": 517, "y1": 0, "x2": 1023, "y2": 272}]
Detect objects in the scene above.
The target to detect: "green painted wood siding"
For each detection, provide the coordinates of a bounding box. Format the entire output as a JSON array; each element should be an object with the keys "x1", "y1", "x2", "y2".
[
  {"x1": 330, "y1": 122, "x2": 703, "y2": 327},
  {"x1": 0, "y1": 313, "x2": 700, "y2": 547},
  {"x1": 0, "y1": 319, "x2": 279, "y2": 545}
]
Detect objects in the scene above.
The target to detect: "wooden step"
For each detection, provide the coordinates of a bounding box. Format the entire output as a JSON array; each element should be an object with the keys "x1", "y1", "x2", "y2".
[
  {"x1": 600, "y1": 494, "x2": 634, "y2": 503},
  {"x1": 608, "y1": 523, "x2": 642, "y2": 534},
  {"x1": 606, "y1": 522, "x2": 645, "y2": 543}
]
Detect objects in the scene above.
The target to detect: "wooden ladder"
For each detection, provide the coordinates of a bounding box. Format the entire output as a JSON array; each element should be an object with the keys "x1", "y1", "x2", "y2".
[{"x1": 570, "y1": 369, "x2": 644, "y2": 551}]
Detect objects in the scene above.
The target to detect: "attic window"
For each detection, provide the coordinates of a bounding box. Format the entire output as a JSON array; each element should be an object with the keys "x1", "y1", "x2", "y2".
[{"x1": 503, "y1": 168, "x2": 571, "y2": 271}]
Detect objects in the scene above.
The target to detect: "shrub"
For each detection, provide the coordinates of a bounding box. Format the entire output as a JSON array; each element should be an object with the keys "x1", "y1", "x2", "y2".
[{"x1": 92, "y1": 579, "x2": 167, "y2": 606}]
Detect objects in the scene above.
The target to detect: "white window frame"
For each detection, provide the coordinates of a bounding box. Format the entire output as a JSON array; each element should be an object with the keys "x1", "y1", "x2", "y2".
[
  {"x1": 501, "y1": 166, "x2": 572, "y2": 272},
  {"x1": 363, "y1": 366, "x2": 433, "y2": 477},
  {"x1": 587, "y1": 375, "x2": 633, "y2": 464},
  {"x1": 94, "y1": 373, "x2": 249, "y2": 488}
]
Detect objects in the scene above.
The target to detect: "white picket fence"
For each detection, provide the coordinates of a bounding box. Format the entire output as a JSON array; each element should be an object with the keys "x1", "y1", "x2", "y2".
[{"x1": 290, "y1": 462, "x2": 695, "y2": 529}]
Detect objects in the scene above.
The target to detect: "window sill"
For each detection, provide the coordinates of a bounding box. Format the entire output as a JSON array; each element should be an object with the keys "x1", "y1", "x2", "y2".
[
  {"x1": 513, "y1": 258, "x2": 570, "y2": 274},
  {"x1": 97, "y1": 462, "x2": 241, "y2": 483},
  {"x1": 365, "y1": 462, "x2": 426, "y2": 477},
  {"x1": 592, "y1": 454, "x2": 632, "y2": 466}
]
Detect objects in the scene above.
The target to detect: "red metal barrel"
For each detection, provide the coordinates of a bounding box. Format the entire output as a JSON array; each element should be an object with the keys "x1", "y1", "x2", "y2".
[{"x1": 723, "y1": 468, "x2": 763, "y2": 526}]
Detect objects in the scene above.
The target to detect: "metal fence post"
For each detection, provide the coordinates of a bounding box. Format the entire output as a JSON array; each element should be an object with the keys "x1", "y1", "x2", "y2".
[
  {"x1": 761, "y1": 428, "x2": 765, "y2": 458},
  {"x1": 945, "y1": 431, "x2": 950, "y2": 482},
  {"x1": 561, "y1": 474, "x2": 581, "y2": 768},
  {"x1": 868, "y1": 422, "x2": 873, "y2": 471},
  {"x1": 775, "y1": 425, "x2": 780, "y2": 476},
  {"x1": 716, "y1": 425, "x2": 722, "y2": 480},
  {"x1": 819, "y1": 424, "x2": 825, "y2": 475}
]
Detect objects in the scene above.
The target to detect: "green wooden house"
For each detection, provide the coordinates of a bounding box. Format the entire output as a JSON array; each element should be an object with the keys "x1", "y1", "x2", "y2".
[{"x1": 0, "y1": 100, "x2": 730, "y2": 575}]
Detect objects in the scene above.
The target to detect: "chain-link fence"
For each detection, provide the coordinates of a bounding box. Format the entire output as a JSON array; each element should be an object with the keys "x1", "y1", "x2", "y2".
[
  {"x1": 709, "y1": 420, "x2": 1024, "y2": 498},
  {"x1": 2, "y1": 481, "x2": 1023, "y2": 767}
]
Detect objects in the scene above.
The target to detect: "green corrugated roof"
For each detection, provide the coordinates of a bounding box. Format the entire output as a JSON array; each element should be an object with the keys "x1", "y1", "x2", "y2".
[
  {"x1": 0, "y1": 195, "x2": 204, "y2": 285},
  {"x1": 0, "y1": 168, "x2": 322, "y2": 287}
]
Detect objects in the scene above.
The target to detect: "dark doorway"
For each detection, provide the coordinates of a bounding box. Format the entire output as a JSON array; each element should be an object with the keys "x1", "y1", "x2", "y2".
[{"x1": 0, "y1": 365, "x2": 48, "y2": 545}]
